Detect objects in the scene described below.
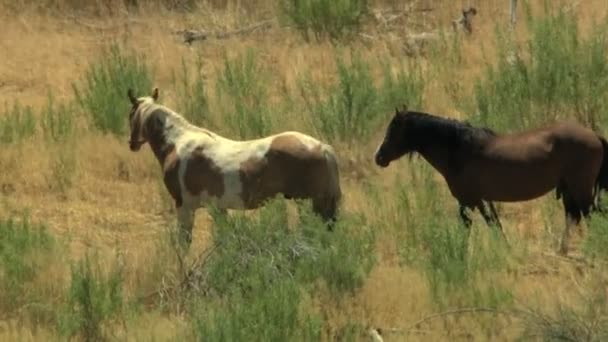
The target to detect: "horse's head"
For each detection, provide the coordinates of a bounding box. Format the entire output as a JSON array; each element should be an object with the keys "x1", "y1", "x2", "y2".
[
  {"x1": 374, "y1": 105, "x2": 418, "y2": 168},
  {"x1": 127, "y1": 87, "x2": 159, "y2": 151}
]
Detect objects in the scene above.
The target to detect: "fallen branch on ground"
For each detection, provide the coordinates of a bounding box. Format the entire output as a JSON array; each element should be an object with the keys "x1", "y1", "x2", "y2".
[{"x1": 173, "y1": 19, "x2": 275, "y2": 45}]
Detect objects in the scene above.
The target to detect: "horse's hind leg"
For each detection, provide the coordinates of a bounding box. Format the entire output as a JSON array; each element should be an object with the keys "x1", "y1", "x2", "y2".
[
  {"x1": 313, "y1": 196, "x2": 338, "y2": 231},
  {"x1": 459, "y1": 204, "x2": 473, "y2": 229},
  {"x1": 177, "y1": 206, "x2": 195, "y2": 250},
  {"x1": 559, "y1": 191, "x2": 582, "y2": 256},
  {"x1": 477, "y1": 201, "x2": 508, "y2": 242}
]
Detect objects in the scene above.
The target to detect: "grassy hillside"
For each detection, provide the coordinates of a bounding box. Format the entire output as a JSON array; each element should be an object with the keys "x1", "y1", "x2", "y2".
[{"x1": 1, "y1": 0, "x2": 608, "y2": 340}]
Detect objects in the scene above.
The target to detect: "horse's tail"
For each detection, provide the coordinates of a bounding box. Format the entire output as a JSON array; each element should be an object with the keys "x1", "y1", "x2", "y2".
[
  {"x1": 597, "y1": 136, "x2": 608, "y2": 190},
  {"x1": 321, "y1": 145, "x2": 342, "y2": 222},
  {"x1": 592, "y1": 135, "x2": 608, "y2": 210}
]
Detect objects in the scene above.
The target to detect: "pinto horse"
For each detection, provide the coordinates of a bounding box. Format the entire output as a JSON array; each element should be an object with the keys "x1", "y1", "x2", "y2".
[
  {"x1": 374, "y1": 107, "x2": 608, "y2": 255},
  {"x1": 127, "y1": 88, "x2": 341, "y2": 247}
]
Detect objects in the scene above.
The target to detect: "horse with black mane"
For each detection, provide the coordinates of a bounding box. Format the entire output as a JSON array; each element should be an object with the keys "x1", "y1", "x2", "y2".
[
  {"x1": 126, "y1": 88, "x2": 342, "y2": 248},
  {"x1": 374, "y1": 106, "x2": 608, "y2": 255}
]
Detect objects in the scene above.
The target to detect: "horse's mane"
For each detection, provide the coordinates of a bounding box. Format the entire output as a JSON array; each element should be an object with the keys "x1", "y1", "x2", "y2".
[
  {"x1": 144, "y1": 102, "x2": 218, "y2": 140},
  {"x1": 407, "y1": 111, "x2": 497, "y2": 152}
]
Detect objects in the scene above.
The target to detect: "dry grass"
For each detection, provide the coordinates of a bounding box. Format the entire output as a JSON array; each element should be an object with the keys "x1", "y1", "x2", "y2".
[{"x1": 1, "y1": 0, "x2": 608, "y2": 340}]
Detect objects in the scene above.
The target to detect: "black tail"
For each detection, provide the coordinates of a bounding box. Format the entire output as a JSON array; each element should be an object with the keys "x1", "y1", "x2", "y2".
[{"x1": 593, "y1": 136, "x2": 608, "y2": 211}]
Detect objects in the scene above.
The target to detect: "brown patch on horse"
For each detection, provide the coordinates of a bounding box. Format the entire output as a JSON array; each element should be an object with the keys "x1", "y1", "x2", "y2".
[
  {"x1": 183, "y1": 146, "x2": 225, "y2": 198},
  {"x1": 238, "y1": 134, "x2": 328, "y2": 209},
  {"x1": 162, "y1": 147, "x2": 182, "y2": 207}
]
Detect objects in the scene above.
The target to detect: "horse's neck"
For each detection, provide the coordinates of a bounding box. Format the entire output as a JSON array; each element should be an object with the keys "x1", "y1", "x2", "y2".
[{"x1": 418, "y1": 145, "x2": 454, "y2": 178}]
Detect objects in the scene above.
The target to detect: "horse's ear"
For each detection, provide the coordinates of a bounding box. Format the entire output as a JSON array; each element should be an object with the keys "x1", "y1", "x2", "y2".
[
  {"x1": 401, "y1": 104, "x2": 408, "y2": 113},
  {"x1": 128, "y1": 88, "x2": 137, "y2": 105},
  {"x1": 151, "y1": 88, "x2": 159, "y2": 101}
]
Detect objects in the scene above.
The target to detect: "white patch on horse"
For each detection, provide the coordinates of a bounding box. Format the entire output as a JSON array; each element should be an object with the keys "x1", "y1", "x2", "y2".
[
  {"x1": 136, "y1": 99, "x2": 276, "y2": 209},
  {"x1": 289, "y1": 131, "x2": 321, "y2": 151}
]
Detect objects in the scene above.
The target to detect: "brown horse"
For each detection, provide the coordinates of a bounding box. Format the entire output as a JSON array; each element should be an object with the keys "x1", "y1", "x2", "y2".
[
  {"x1": 374, "y1": 107, "x2": 608, "y2": 255},
  {"x1": 127, "y1": 88, "x2": 342, "y2": 248}
]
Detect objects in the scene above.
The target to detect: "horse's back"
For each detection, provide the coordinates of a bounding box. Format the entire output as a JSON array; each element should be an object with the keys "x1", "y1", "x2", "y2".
[
  {"x1": 460, "y1": 120, "x2": 603, "y2": 202},
  {"x1": 236, "y1": 131, "x2": 340, "y2": 207}
]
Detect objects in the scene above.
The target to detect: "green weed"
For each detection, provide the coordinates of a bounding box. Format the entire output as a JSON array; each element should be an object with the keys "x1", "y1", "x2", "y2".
[
  {"x1": 0, "y1": 101, "x2": 36, "y2": 144},
  {"x1": 171, "y1": 54, "x2": 210, "y2": 128},
  {"x1": 40, "y1": 90, "x2": 75, "y2": 143},
  {"x1": 298, "y1": 51, "x2": 380, "y2": 144},
  {"x1": 189, "y1": 198, "x2": 375, "y2": 340},
  {"x1": 59, "y1": 253, "x2": 125, "y2": 342},
  {"x1": 73, "y1": 43, "x2": 154, "y2": 136},
  {"x1": 216, "y1": 49, "x2": 273, "y2": 139},
  {"x1": 0, "y1": 214, "x2": 56, "y2": 314},
  {"x1": 280, "y1": 0, "x2": 369, "y2": 41},
  {"x1": 471, "y1": 3, "x2": 608, "y2": 131}
]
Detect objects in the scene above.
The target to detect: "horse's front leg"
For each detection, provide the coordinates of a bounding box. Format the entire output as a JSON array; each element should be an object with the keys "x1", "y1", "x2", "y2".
[
  {"x1": 459, "y1": 204, "x2": 473, "y2": 229},
  {"x1": 177, "y1": 205, "x2": 195, "y2": 249},
  {"x1": 477, "y1": 201, "x2": 509, "y2": 243}
]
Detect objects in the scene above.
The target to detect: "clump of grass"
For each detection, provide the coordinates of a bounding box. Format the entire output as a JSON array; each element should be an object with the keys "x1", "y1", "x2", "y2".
[
  {"x1": 171, "y1": 54, "x2": 210, "y2": 128},
  {"x1": 298, "y1": 51, "x2": 380, "y2": 144},
  {"x1": 73, "y1": 43, "x2": 154, "y2": 136},
  {"x1": 519, "y1": 288, "x2": 608, "y2": 341},
  {"x1": 0, "y1": 214, "x2": 58, "y2": 319},
  {"x1": 386, "y1": 161, "x2": 511, "y2": 309},
  {"x1": 59, "y1": 253, "x2": 125, "y2": 342},
  {"x1": 471, "y1": 3, "x2": 608, "y2": 131},
  {"x1": 379, "y1": 58, "x2": 425, "y2": 112},
  {"x1": 0, "y1": 101, "x2": 36, "y2": 144},
  {"x1": 216, "y1": 49, "x2": 274, "y2": 139},
  {"x1": 189, "y1": 198, "x2": 375, "y2": 339},
  {"x1": 280, "y1": 0, "x2": 369, "y2": 42},
  {"x1": 582, "y1": 212, "x2": 608, "y2": 261},
  {"x1": 40, "y1": 90, "x2": 75, "y2": 143}
]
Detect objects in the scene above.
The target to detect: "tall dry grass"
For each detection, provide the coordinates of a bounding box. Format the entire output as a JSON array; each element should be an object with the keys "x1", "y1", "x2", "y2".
[{"x1": 0, "y1": 0, "x2": 608, "y2": 341}]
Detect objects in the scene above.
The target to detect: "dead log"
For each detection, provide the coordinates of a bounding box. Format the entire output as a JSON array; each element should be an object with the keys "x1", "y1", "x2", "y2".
[{"x1": 174, "y1": 19, "x2": 274, "y2": 45}]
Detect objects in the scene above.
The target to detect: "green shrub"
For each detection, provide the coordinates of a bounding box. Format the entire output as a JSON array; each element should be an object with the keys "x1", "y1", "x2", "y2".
[
  {"x1": 59, "y1": 253, "x2": 125, "y2": 342},
  {"x1": 171, "y1": 55, "x2": 210, "y2": 128},
  {"x1": 190, "y1": 198, "x2": 375, "y2": 340},
  {"x1": 73, "y1": 43, "x2": 154, "y2": 136},
  {"x1": 280, "y1": 0, "x2": 369, "y2": 41},
  {"x1": 583, "y1": 212, "x2": 608, "y2": 261},
  {"x1": 379, "y1": 58, "x2": 425, "y2": 113},
  {"x1": 0, "y1": 214, "x2": 55, "y2": 313},
  {"x1": 385, "y1": 161, "x2": 511, "y2": 308},
  {"x1": 298, "y1": 51, "x2": 380, "y2": 144},
  {"x1": 0, "y1": 101, "x2": 36, "y2": 144},
  {"x1": 471, "y1": 3, "x2": 608, "y2": 131},
  {"x1": 216, "y1": 49, "x2": 273, "y2": 139},
  {"x1": 40, "y1": 90, "x2": 75, "y2": 143}
]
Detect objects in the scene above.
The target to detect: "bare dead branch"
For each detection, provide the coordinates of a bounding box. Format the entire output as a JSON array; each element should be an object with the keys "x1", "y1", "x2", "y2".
[
  {"x1": 451, "y1": 7, "x2": 478, "y2": 35},
  {"x1": 174, "y1": 19, "x2": 275, "y2": 45},
  {"x1": 404, "y1": 307, "x2": 527, "y2": 332}
]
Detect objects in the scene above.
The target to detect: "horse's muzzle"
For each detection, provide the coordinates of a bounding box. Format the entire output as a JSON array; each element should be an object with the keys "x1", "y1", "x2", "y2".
[
  {"x1": 375, "y1": 154, "x2": 389, "y2": 168},
  {"x1": 129, "y1": 140, "x2": 146, "y2": 151}
]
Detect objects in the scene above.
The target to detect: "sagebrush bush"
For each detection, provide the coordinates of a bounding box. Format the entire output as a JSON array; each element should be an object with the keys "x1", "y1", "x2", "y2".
[
  {"x1": 582, "y1": 212, "x2": 608, "y2": 262},
  {"x1": 59, "y1": 253, "x2": 125, "y2": 342},
  {"x1": 379, "y1": 58, "x2": 425, "y2": 113},
  {"x1": 216, "y1": 49, "x2": 274, "y2": 139},
  {"x1": 0, "y1": 215, "x2": 56, "y2": 314},
  {"x1": 471, "y1": 4, "x2": 608, "y2": 131},
  {"x1": 0, "y1": 101, "x2": 36, "y2": 144},
  {"x1": 381, "y1": 161, "x2": 511, "y2": 308},
  {"x1": 41, "y1": 90, "x2": 75, "y2": 143},
  {"x1": 73, "y1": 43, "x2": 154, "y2": 136},
  {"x1": 298, "y1": 51, "x2": 380, "y2": 144},
  {"x1": 190, "y1": 198, "x2": 375, "y2": 339},
  {"x1": 171, "y1": 55, "x2": 210, "y2": 128},
  {"x1": 280, "y1": 0, "x2": 369, "y2": 41}
]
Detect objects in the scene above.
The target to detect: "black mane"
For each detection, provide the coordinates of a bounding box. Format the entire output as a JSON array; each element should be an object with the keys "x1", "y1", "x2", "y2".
[{"x1": 406, "y1": 111, "x2": 496, "y2": 152}]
